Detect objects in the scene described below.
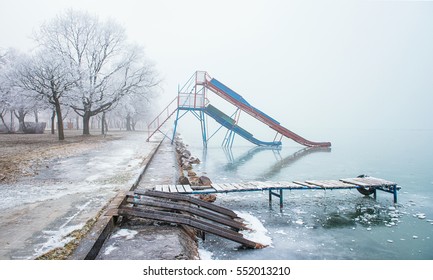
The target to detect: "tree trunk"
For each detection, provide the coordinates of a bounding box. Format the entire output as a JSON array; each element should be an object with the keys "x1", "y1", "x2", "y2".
[
  {"x1": 54, "y1": 101, "x2": 65, "y2": 140},
  {"x1": 76, "y1": 116, "x2": 79, "y2": 130},
  {"x1": 34, "y1": 109, "x2": 39, "y2": 123},
  {"x1": 131, "y1": 118, "x2": 136, "y2": 131},
  {"x1": 51, "y1": 110, "x2": 55, "y2": 134},
  {"x1": 101, "y1": 111, "x2": 106, "y2": 135},
  {"x1": 83, "y1": 111, "x2": 91, "y2": 135},
  {"x1": 10, "y1": 110, "x2": 14, "y2": 132},
  {"x1": 14, "y1": 108, "x2": 26, "y2": 133},
  {"x1": 0, "y1": 112, "x2": 11, "y2": 133},
  {"x1": 126, "y1": 114, "x2": 132, "y2": 131}
]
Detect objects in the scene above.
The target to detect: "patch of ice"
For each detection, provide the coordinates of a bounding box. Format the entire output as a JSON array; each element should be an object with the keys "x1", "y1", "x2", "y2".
[
  {"x1": 112, "y1": 229, "x2": 138, "y2": 240},
  {"x1": 387, "y1": 240, "x2": 393, "y2": 243},
  {"x1": 198, "y1": 248, "x2": 213, "y2": 260},
  {"x1": 104, "y1": 244, "x2": 118, "y2": 255},
  {"x1": 236, "y1": 211, "x2": 272, "y2": 246},
  {"x1": 295, "y1": 219, "x2": 304, "y2": 225},
  {"x1": 293, "y1": 208, "x2": 307, "y2": 215},
  {"x1": 413, "y1": 235, "x2": 418, "y2": 239},
  {"x1": 274, "y1": 230, "x2": 287, "y2": 235},
  {"x1": 366, "y1": 227, "x2": 372, "y2": 231},
  {"x1": 33, "y1": 223, "x2": 84, "y2": 257},
  {"x1": 415, "y1": 213, "x2": 426, "y2": 219}
]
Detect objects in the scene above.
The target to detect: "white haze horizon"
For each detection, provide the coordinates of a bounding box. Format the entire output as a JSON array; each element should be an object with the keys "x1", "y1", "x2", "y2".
[{"x1": 1, "y1": 0, "x2": 433, "y2": 132}]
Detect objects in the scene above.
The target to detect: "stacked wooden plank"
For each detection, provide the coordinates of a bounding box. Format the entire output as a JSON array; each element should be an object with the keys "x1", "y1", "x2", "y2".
[{"x1": 118, "y1": 190, "x2": 266, "y2": 249}]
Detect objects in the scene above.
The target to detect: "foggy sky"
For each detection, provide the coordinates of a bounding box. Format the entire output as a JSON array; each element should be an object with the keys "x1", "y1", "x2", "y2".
[{"x1": 1, "y1": 0, "x2": 432, "y2": 130}]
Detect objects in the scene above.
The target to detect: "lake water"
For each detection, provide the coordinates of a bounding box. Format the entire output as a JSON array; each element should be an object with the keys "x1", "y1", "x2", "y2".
[{"x1": 179, "y1": 128, "x2": 433, "y2": 260}]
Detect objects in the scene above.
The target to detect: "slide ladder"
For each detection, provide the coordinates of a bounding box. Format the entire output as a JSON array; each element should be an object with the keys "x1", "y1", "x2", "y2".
[{"x1": 146, "y1": 97, "x2": 178, "y2": 142}]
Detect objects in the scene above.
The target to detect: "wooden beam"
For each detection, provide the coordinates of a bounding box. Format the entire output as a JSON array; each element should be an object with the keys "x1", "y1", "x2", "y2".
[
  {"x1": 118, "y1": 207, "x2": 263, "y2": 249},
  {"x1": 134, "y1": 190, "x2": 238, "y2": 218},
  {"x1": 126, "y1": 197, "x2": 249, "y2": 231}
]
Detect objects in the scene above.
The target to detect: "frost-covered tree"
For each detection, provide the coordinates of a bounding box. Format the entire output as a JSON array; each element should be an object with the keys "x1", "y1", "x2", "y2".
[
  {"x1": 14, "y1": 51, "x2": 77, "y2": 140},
  {"x1": 35, "y1": 9, "x2": 158, "y2": 135},
  {"x1": 113, "y1": 92, "x2": 155, "y2": 131},
  {"x1": 0, "y1": 49, "x2": 10, "y2": 131}
]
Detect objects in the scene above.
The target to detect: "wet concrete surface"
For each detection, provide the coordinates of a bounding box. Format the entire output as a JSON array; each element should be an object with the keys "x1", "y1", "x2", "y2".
[
  {"x1": 137, "y1": 138, "x2": 179, "y2": 188},
  {"x1": 95, "y1": 138, "x2": 199, "y2": 260}
]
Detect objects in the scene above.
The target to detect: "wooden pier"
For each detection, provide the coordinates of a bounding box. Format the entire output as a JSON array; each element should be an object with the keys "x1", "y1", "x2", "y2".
[{"x1": 140, "y1": 176, "x2": 400, "y2": 208}]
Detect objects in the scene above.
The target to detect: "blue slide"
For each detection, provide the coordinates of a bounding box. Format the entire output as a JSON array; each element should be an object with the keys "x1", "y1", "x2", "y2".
[
  {"x1": 209, "y1": 79, "x2": 280, "y2": 125},
  {"x1": 204, "y1": 105, "x2": 281, "y2": 147},
  {"x1": 207, "y1": 78, "x2": 331, "y2": 147}
]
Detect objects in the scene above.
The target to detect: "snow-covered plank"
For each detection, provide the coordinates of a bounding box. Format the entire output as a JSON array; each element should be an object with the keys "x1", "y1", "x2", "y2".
[
  {"x1": 211, "y1": 184, "x2": 225, "y2": 191},
  {"x1": 169, "y1": 185, "x2": 178, "y2": 193},
  {"x1": 182, "y1": 184, "x2": 194, "y2": 193}
]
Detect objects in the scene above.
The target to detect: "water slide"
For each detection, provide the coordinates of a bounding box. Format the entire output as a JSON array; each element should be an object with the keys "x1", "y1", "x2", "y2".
[
  {"x1": 204, "y1": 104, "x2": 282, "y2": 147},
  {"x1": 205, "y1": 78, "x2": 331, "y2": 148}
]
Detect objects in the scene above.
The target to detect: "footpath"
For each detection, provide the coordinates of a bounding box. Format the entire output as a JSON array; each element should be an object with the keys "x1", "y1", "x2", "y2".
[{"x1": 0, "y1": 131, "x2": 161, "y2": 260}]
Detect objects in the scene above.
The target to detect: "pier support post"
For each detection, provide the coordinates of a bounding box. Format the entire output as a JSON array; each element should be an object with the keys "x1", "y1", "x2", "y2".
[{"x1": 269, "y1": 189, "x2": 284, "y2": 209}]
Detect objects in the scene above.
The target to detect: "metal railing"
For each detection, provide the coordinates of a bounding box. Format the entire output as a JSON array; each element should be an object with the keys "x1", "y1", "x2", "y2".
[{"x1": 146, "y1": 97, "x2": 178, "y2": 141}]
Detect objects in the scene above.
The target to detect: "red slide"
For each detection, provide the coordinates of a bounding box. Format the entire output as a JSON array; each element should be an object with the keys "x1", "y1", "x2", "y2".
[{"x1": 205, "y1": 78, "x2": 331, "y2": 148}]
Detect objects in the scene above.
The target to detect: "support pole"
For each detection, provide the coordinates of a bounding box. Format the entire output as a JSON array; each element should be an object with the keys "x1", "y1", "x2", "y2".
[
  {"x1": 268, "y1": 189, "x2": 284, "y2": 209},
  {"x1": 393, "y1": 185, "x2": 398, "y2": 203},
  {"x1": 200, "y1": 110, "x2": 207, "y2": 147},
  {"x1": 279, "y1": 189, "x2": 284, "y2": 209},
  {"x1": 171, "y1": 109, "x2": 180, "y2": 144}
]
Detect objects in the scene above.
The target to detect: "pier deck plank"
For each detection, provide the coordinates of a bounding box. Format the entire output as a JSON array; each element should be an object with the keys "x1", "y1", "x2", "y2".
[
  {"x1": 292, "y1": 181, "x2": 320, "y2": 188},
  {"x1": 340, "y1": 177, "x2": 396, "y2": 187},
  {"x1": 306, "y1": 180, "x2": 356, "y2": 189},
  {"x1": 182, "y1": 184, "x2": 194, "y2": 193},
  {"x1": 211, "y1": 184, "x2": 225, "y2": 192}
]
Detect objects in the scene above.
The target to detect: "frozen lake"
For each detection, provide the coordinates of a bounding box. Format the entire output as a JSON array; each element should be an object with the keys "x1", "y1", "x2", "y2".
[{"x1": 180, "y1": 128, "x2": 433, "y2": 260}]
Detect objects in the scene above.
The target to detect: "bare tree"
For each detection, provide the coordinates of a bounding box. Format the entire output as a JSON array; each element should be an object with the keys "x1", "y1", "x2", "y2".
[
  {"x1": 0, "y1": 49, "x2": 12, "y2": 132},
  {"x1": 14, "y1": 52, "x2": 77, "y2": 140},
  {"x1": 35, "y1": 9, "x2": 158, "y2": 135},
  {"x1": 113, "y1": 92, "x2": 155, "y2": 131}
]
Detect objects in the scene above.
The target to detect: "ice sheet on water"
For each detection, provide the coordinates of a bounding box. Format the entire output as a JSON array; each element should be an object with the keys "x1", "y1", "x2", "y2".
[{"x1": 415, "y1": 213, "x2": 426, "y2": 219}]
